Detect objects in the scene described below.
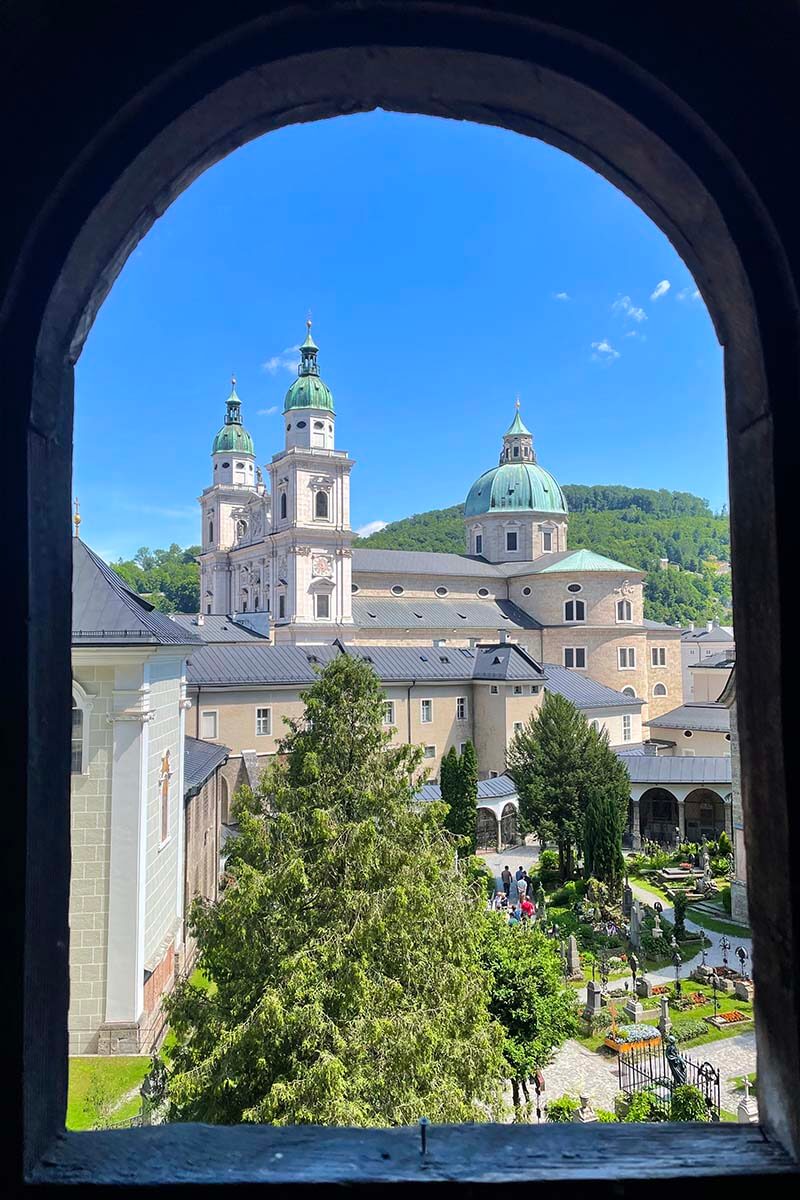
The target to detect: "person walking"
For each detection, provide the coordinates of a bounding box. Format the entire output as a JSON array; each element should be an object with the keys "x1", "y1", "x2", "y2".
[
  {"x1": 517, "y1": 874, "x2": 527, "y2": 902},
  {"x1": 501, "y1": 865, "x2": 513, "y2": 898}
]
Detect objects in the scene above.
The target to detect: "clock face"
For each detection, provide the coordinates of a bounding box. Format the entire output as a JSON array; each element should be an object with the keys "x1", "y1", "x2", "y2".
[{"x1": 312, "y1": 554, "x2": 333, "y2": 578}]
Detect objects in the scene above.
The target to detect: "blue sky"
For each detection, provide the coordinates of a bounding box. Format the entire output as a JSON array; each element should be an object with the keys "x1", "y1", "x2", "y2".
[{"x1": 74, "y1": 111, "x2": 726, "y2": 563}]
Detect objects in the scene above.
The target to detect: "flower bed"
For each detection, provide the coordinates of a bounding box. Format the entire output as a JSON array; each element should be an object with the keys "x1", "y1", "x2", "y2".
[
  {"x1": 651, "y1": 984, "x2": 669, "y2": 995},
  {"x1": 705, "y1": 1009, "x2": 749, "y2": 1030},
  {"x1": 603, "y1": 1023, "x2": 661, "y2": 1053}
]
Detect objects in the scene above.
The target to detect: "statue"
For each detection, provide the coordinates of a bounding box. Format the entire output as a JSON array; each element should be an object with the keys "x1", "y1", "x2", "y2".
[
  {"x1": 664, "y1": 1035, "x2": 688, "y2": 1086},
  {"x1": 628, "y1": 951, "x2": 639, "y2": 986},
  {"x1": 256, "y1": 465, "x2": 263, "y2": 485}
]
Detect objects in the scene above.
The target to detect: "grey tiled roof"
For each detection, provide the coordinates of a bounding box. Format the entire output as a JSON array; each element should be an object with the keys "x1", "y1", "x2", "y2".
[
  {"x1": 184, "y1": 736, "x2": 230, "y2": 796},
  {"x1": 416, "y1": 774, "x2": 519, "y2": 803},
  {"x1": 353, "y1": 548, "x2": 500, "y2": 578},
  {"x1": 170, "y1": 613, "x2": 269, "y2": 642},
  {"x1": 186, "y1": 643, "x2": 339, "y2": 685},
  {"x1": 681, "y1": 625, "x2": 735, "y2": 643},
  {"x1": 643, "y1": 618, "x2": 679, "y2": 631},
  {"x1": 542, "y1": 663, "x2": 644, "y2": 708},
  {"x1": 72, "y1": 539, "x2": 202, "y2": 647},
  {"x1": 648, "y1": 703, "x2": 730, "y2": 732},
  {"x1": 618, "y1": 753, "x2": 732, "y2": 785},
  {"x1": 351, "y1": 595, "x2": 541, "y2": 631},
  {"x1": 690, "y1": 652, "x2": 736, "y2": 669}
]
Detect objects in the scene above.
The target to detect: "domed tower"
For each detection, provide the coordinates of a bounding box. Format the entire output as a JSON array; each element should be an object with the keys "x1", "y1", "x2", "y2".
[
  {"x1": 212, "y1": 378, "x2": 257, "y2": 486},
  {"x1": 283, "y1": 320, "x2": 335, "y2": 451},
  {"x1": 464, "y1": 402, "x2": 568, "y2": 562}
]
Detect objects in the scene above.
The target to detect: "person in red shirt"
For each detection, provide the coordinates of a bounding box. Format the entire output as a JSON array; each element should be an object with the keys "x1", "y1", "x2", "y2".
[{"x1": 520, "y1": 897, "x2": 534, "y2": 920}]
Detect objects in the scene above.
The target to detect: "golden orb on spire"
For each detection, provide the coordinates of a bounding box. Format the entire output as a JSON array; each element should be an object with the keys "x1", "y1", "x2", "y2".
[{"x1": 73, "y1": 496, "x2": 81, "y2": 537}]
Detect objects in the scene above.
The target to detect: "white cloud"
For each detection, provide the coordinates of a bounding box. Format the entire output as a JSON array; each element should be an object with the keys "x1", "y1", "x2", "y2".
[
  {"x1": 624, "y1": 330, "x2": 639, "y2": 338},
  {"x1": 591, "y1": 339, "x2": 620, "y2": 362},
  {"x1": 612, "y1": 294, "x2": 647, "y2": 322},
  {"x1": 676, "y1": 286, "x2": 701, "y2": 302},
  {"x1": 257, "y1": 405, "x2": 279, "y2": 416},
  {"x1": 650, "y1": 279, "x2": 671, "y2": 301},
  {"x1": 355, "y1": 520, "x2": 388, "y2": 539},
  {"x1": 262, "y1": 345, "x2": 299, "y2": 374},
  {"x1": 553, "y1": 291, "x2": 570, "y2": 301}
]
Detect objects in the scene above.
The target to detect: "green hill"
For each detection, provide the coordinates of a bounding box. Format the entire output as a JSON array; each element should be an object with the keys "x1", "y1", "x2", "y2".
[{"x1": 354, "y1": 485, "x2": 732, "y2": 627}]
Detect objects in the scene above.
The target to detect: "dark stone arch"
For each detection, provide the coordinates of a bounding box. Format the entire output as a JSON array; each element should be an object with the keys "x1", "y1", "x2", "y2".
[
  {"x1": 639, "y1": 787, "x2": 679, "y2": 847},
  {"x1": 684, "y1": 787, "x2": 729, "y2": 843}
]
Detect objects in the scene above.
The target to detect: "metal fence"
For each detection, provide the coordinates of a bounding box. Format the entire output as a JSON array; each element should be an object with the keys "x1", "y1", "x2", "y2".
[{"x1": 618, "y1": 1042, "x2": 721, "y2": 1119}]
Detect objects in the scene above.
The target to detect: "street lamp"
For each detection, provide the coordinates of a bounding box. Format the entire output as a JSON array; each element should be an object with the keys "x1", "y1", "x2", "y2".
[
  {"x1": 710, "y1": 972, "x2": 721, "y2": 1019},
  {"x1": 736, "y1": 945, "x2": 749, "y2": 979},
  {"x1": 672, "y1": 947, "x2": 683, "y2": 996},
  {"x1": 600, "y1": 952, "x2": 610, "y2": 994},
  {"x1": 699, "y1": 929, "x2": 708, "y2": 967},
  {"x1": 720, "y1": 934, "x2": 731, "y2": 968}
]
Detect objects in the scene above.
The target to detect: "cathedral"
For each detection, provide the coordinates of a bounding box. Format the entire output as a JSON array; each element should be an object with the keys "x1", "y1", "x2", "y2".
[{"x1": 198, "y1": 322, "x2": 682, "y2": 725}]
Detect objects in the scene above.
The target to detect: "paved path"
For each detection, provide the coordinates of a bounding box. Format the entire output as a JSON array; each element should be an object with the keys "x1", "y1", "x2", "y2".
[
  {"x1": 630, "y1": 881, "x2": 753, "y2": 982},
  {"x1": 480, "y1": 844, "x2": 541, "y2": 902}
]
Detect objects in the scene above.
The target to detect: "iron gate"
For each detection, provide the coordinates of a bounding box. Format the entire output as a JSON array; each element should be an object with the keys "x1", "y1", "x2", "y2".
[{"x1": 618, "y1": 1042, "x2": 721, "y2": 1119}]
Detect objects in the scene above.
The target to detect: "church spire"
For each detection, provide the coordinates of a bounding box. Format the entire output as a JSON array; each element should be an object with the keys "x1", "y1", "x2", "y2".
[
  {"x1": 224, "y1": 375, "x2": 243, "y2": 425},
  {"x1": 501, "y1": 399, "x2": 535, "y2": 463},
  {"x1": 73, "y1": 496, "x2": 81, "y2": 538},
  {"x1": 298, "y1": 317, "x2": 320, "y2": 378}
]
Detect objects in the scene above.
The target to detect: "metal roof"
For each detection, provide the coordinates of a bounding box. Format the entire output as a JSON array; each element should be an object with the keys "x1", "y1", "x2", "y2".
[
  {"x1": 72, "y1": 539, "x2": 202, "y2": 647},
  {"x1": 186, "y1": 643, "x2": 339, "y2": 686},
  {"x1": 184, "y1": 736, "x2": 230, "y2": 796},
  {"x1": 643, "y1": 618, "x2": 679, "y2": 631},
  {"x1": 648, "y1": 703, "x2": 730, "y2": 732},
  {"x1": 351, "y1": 595, "x2": 541, "y2": 630},
  {"x1": 352, "y1": 548, "x2": 501, "y2": 578},
  {"x1": 690, "y1": 652, "x2": 736, "y2": 669},
  {"x1": 170, "y1": 613, "x2": 268, "y2": 642},
  {"x1": 542, "y1": 663, "x2": 644, "y2": 708},
  {"x1": 618, "y1": 754, "x2": 732, "y2": 785},
  {"x1": 681, "y1": 625, "x2": 735, "y2": 643},
  {"x1": 416, "y1": 774, "x2": 519, "y2": 804}
]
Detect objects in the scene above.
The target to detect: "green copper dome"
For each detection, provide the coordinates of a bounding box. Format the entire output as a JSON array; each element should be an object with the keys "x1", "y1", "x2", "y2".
[
  {"x1": 464, "y1": 461, "x2": 568, "y2": 516},
  {"x1": 212, "y1": 380, "x2": 255, "y2": 455},
  {"x1": 284, "y1": 319, "x2": 335, "y2": 413}
]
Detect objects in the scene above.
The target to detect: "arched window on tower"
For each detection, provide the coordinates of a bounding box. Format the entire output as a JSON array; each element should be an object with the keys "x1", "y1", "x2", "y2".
[
  {"x1": 71, "y1": 698, "x2": 84, "y2": 775},
  {"x1": 208, "y1": 517, "x2": 214, "y2": 544},
  {"x1": 315, "y1": 490, "x2": 329, "y2": 519},
  {"x1": 616, "y1": 598, "x2": 633, "y2": 623},
  {"x1": 280, "y1": 492, "x2": 287, "y2": 521}
]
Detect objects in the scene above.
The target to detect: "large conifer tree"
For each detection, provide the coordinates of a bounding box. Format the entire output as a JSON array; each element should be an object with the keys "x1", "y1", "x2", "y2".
[
  {"x1": 582, "y1": 726, "x2": 630, "y2": 895},
  {"x1": 161, "y1": 656, "x2": 504, "y2": 1125}
]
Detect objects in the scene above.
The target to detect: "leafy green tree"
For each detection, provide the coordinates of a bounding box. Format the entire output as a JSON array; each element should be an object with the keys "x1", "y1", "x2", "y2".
[
  {"x1": 672, "y1": 890, "x2": 688, "y2": 939},
  {"x1": 482, "y1": 917, "x2": 578, "y2": 1112},
  {"x1": 507, "y1": 693, "x2": 593, "y2": 881},
  {"x1": 114, "y1": 543, "x2": 201, "y2": 612},
  {"x1": 582, "y1": 728, "x2": 630, "y2": 896},
  {"x1": 160, "y1": 655, "x2": 504, "y2": 1125}
]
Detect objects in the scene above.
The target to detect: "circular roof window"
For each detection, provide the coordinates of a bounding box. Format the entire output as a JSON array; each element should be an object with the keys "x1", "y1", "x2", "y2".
[
  {"x1": 435, "y1": 586, "x2": 448, "y2": 597},
  {"x1": 391, "y1": 585, "x2": 404, "y2": 596},
  {"x1": 683, "y1": 729, "x2": 694, "y2": 738},
  {"x1": 567, "y1": 582, "x2": 582, "y2": 593},
  {"x1": 297, "y1": 420, "x2": 307, "y2": 428},
  {"x1": 222, "y1": 462, "x2": 230, "y2": 469},
  {"x1": 522, "y1": 586, "x2": 532, "y2": 596},
  {"x1": 351, "y1": 583, "x2": 359, "y2": 594},
  {"x1": 477, "y1": 587, "x2": 490, "y2": 598}
]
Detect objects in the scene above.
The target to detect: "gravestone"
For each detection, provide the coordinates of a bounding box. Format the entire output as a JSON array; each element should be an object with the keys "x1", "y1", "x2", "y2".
[
  {"x1": 635, "y1": 975, "x2": 654, "y2": 999},
  {"x1": 566, "y1": 934, "x2": 583, "y2": 979},
  {"x1": 572, "y1": 1094, "x2": 598, "y2": 1123},
  {"x1": 622, "y1": 879, "x2": 633, "y2": 918},
  {"x1": 734, "y1": 979, "x2": 755, "y2": 1003},
  {"x1": 652, "y1": 913, "x2": 663, "y2": 940},
  {"x1": 625, "y1": 997, "x2": 644, "y2": 1023},
  {"x1": 629, "y1": 900, "x2": 642, "y2": 950},
  {"x1": 658, "y1": 994, "x2": 672, "y2": 1038},
  {"x1": 737, "y1": 1077, "x2": 758, "y2": 1124},
  {"x1": 586, "y1": 979, "x2": 603, "y2": 1014}
]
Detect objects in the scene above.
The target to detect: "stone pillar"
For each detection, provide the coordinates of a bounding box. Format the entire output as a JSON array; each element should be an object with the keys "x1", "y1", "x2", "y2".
[
  {"x1": 677, "y1": 797, "x2": 686, "y2": 841},
  {"x1": 495, "y1": 811, "x2": 502, "y2": 854},
  {"x1": 631, "y1": 797, "x2": 641, "y2": 850},
  {"x1": 573, "y1": 1095, "x2": 598, "y2": 1123}
]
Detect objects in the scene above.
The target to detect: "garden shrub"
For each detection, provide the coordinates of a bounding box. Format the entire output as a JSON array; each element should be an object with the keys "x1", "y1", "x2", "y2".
[
  {"x1": 711, "y1": 856, "x2": 729, "y2": 877},
  {"x1": 546, "y1": 1095, "x2": 580, "y2": 1122},
  {"x1": 551, "y1": 880, "x2": 586, "y2": 906},
  {"x1": 588, "y1": 1010, "x2": 613, "y2": 1034},
  {"x1": 670, "y1": 1085, "x2": 710, "y2": 1121},
  {"x1": 720, "y1": 885, "x2": 732, "y2": 914},
  {"x1": 717, "y1": 831, "x2": 732, "y2": 857},
  {"x1": 672, "y1": 1019, "x2": 708, "y2": 1043},
  {"x1": 594, "y1": 1108, "x2": 618, "y2": 1122},
  {"x1": 623, "y1": 1090, "x2": 668, "y2": 1122}
]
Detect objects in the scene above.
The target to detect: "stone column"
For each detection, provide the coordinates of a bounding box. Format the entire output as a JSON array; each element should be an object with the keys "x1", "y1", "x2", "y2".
[
  {"x1": 496, "y1": 812, "x2": 502, "y2": 855},
  {"x1": 677, "y1": 797, "x2": 686, "y2": 840},
  {"x1": 631, "y1": 797, "x2": 641, "y2": 850}
]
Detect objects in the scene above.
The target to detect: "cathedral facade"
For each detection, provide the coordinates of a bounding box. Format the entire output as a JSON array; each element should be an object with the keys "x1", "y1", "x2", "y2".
[{"x1": 198, "y1": 324, "x2": 682, "y2": 726}]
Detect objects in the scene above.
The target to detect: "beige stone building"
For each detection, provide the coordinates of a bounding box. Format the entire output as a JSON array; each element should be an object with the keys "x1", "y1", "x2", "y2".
[
  {"x1": 196, "y1": 326, "x2": 683, "y2": 728},
  {"x1": 646, "y1": 702, "x2": 731, "y2": 757}
]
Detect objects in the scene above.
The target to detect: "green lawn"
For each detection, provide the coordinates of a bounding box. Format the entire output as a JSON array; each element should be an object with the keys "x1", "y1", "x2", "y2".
[
  {"x1": 576, "y1": 981, "x2": 753, "y2": 1055},
  {"x1": 160, "y1": 966, "x2": 215, "y2": 1062},
  {"x1": 629, "y1": 878, "x2": 673, "y2": 905},
  {"x1": 686, "y1": 907, "x2": 751, "y2": 937},
  {"x1": 66, "y1": 1055, "x2": 151, "y2": 1131}
]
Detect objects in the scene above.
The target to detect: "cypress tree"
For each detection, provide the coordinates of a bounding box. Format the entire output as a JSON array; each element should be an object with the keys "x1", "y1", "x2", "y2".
[{"x1": 458, "y1": 740, "x2": 479, "y2": 856}]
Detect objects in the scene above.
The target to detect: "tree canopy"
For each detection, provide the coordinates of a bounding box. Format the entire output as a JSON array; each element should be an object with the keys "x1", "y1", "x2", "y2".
[
  {"x1": 114, "y1": 543, "x2": 200, "y2": 612},
  {"x1": 160, "y1": 655, "x2": 505, "y2": 1125},
  {"x1": 440, "y1": 741, "x2": 478, "y2": 856}
]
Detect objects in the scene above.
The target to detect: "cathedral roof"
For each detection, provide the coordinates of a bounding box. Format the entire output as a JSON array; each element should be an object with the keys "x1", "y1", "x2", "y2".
[
  {"x1": 529, "y1": 548, "x2": 640, "y2": 574},
  {"x1": 284, "y1": 318, "x2": 335, "y2": 413},
  {"x1": 351, "y1": 595, "x2": 541, "y2": 631},
  {"x1": 505, "y1": 409, "x2": 532, "y2": 436},
  {"x1": 464, "y1": 460, "x2": 568, "y2": 517},
  {"x1": 212, "y1": 380, "x2": 255, "y2": 455}
]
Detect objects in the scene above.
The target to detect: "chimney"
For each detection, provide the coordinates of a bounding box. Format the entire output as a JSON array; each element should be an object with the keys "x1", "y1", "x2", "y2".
[
  {"x1": 196, "y1": 612, "x2": 205, "y2": 626},
  {"x1": 498, "y1": 630, "x2": 508, "y2": 644},
  {"x1": 688, "y1": 622, "x2": 694, "y2": 631},
  {"x1": 659, "y1": 557, "x2": 669, "y2": 570},
  {"x1": 706, "y1": 620, "x2": 714, "y2": 633}
]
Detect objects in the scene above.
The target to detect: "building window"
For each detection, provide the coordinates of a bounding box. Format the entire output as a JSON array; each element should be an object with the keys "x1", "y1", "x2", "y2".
[
  {"x1": 256, "y1": 707, "x2": 272, "y2": 736},
  {"x1": 206, "y1": 603, "x2": 211, "y2": 615},
  {"x1": 512, "y1": 445, "x2": 519, "y2": 457},
  {"x1": 315, "y1": 593, "x2": 330, "y2": 619},
  {"x1": 477, "y1": 587, "x2": 489, "y2": 597},
  {"x1": 651, "y1": 646, "x2": 667, "y2": 667},
  {"x1": 531, "y1": 685, "x2": 540, "y2": 694},
  {"x1": 683, "y1": 729, "x2": 694, "y2": 738},
  {"x1": 423, "y1": 745, "x2": 436, "y2": 759},
  {"x1": 383, "y1": 701, "x2": 396, "y2": 726},
  {"x1": 489, "y1": 770, "x2": 499, "y2": 779},
  {"x1": 623, "y1": 714, "x2": 632, "y2": 742},
  {"x1": 391, "y1": 585, "x2": 404, "y2": 596},
  {"x1": 542, "y1": 529, "x2": 553, "y2": 552},
  {"x1": 653, "y1": 682, "x2": 667, "y2": 697},
  {"x1": 513, "y1": 685, "x2": 523, "y2": 695},
  {"x1": 566, "y1": 582, "x2": 582, "y2": 593},
  {"x1": 490, "y1": 685, "x2": 499, "y2": 695},
  {"x1": 280, "y1": 492, "x2": 287, "y2": 520},
  {"x1": 622, "y1": 686, "x2": 637, "y2": 698},
  {"x1": 513, "y1": 721, "x2": 523, "y2": 735},
  {"x1": 616, "y1": 598, "x2": 633, "y2": 623},
  {"x1": 435, "y1": 585, "x2": 448, "y2": 597},
  {"x1": 421, "y1": 699, "x2": 433, "y2": 724},
  {"x1": 208, "y1": 518, "x2": 214, "y2": 544},
  {"x1": 351, "y1": 583, "x2": 359, "y2": 594},
  {"x1": 564, "y1": 598, "x2": 586, "y2": 622},
  {"x1": 589, "y1": 719, "x2": 600, "y2": 731},
  {"x1": 315, "y1": 490, "x2": 329, "y2": 519},
  {"x1": 459, "y1": 741, "x2": 468, "y2": 754},
  {"x1": 70, "y1": 699, "x2": 84, "y2": 774},
  {"x1": 618, "y1": 647, "x2": 636, "y2": 669},
  {"x1": 475, "y1": 533, "x2": 483, "y2": 555},
  {"x1": 456, "y1": 697, "x2": 468, "y2": 721},
  {"x1": 200, "y1": 710, "x2": 218, "y2": 739},
  {"x1": 159, "y1": 749, "x2": 172, "y2": 845},
  {"x1": 522, "y1": 586, "x2": 532, "y2": 596},
  {"x1": 564, "y1": 647, "x2": 587, "y2": 669},
  {"x1": 278, "y1": 595, "x2": 285, "y2": 619},
  {"x1": 506, "y1": 530, "x2": 518, "y2": 552}
]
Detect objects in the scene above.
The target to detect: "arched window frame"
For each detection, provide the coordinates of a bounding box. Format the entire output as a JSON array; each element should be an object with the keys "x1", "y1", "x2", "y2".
[
  {"x1": 314, "y1": 489, "x2": 330, "y2": 520},
  {"x1": 564, "y1": 598, "x2": 586, "y2": 623},
  {"x1": 616, "y1": 597, "x2": 633, "y2": 623},
  {"x1": 279, "y1": 491, "x2": 287, "y2": 521},
  {"x1": 71, "y1": 680, "x2": 95, "y2": 776},
  {"x1": 653, "y1": 682, "x2": 668, "y2": 697}
]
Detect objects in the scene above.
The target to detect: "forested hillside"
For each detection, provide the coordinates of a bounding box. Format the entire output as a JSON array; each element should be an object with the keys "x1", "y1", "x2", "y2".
[
  {"x1": 114, "y1": 544, "x2": 201, "y2": 612},
  {"x1": 355, "y1": 485, "x2": 732, "y2": 626}
]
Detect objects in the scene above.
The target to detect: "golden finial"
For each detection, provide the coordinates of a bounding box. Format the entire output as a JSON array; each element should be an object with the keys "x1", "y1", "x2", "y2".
[
  {"x1": 306, "y1": 308, "x2": 312, "y2": 331},
  {"x1": 231, "y1": 373, "x2": 236, "y2": 388},
  {"x1": 73, "y1": 496, "x2": 81, "y2": 538},
  {"x1": 515, "y1": 394, "x2": 521, "y2": 410}
]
